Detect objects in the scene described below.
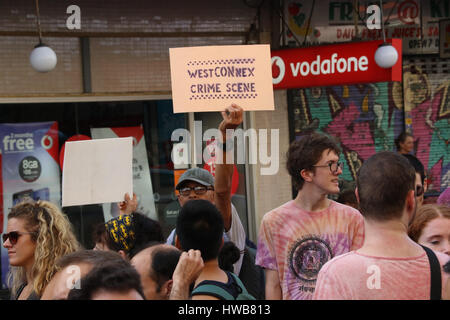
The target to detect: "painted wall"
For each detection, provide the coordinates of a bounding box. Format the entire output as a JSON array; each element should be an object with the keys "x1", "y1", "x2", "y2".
[{"x1": 288, "y1": 58, "x2": 449, "y2": 193}]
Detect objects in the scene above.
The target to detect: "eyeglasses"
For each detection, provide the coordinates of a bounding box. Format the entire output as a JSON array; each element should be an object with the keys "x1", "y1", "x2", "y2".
[
  {"x1": 2, "y1": 231, "x2": 36, "y2": 245},
  {"x1": 415, "y1": 185, "x2": 424, "y2": 197},
  {"x1": 178, "y1": 186, "x2": 214, "y2": 197},
  {"x1": 312, "y1": 162, "x2": 343, "y2": 174}
]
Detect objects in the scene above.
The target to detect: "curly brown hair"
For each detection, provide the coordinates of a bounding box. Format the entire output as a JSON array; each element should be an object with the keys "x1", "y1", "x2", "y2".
[
  {"x1": 286, "y1": 132, "x2": 341, "y2": 191},
  {"x1": 7, "y1": 200, "x2": 80, "y2": 298}
]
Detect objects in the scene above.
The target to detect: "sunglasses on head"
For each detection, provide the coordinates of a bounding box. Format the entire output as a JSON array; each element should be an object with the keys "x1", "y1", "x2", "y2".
[{"x1": 2, "y1": 231, "x2": 36, "y2": 245}]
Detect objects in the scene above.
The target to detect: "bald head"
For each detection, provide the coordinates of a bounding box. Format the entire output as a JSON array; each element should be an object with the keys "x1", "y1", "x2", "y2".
[{"x1": 131, "y1": 244, "x2": 181, "y2": 300}]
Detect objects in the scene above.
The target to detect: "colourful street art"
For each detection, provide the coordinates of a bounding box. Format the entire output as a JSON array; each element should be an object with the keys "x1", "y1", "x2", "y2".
[{"x1": 290, "y1": 66, "x2": 449, "y2": 193}]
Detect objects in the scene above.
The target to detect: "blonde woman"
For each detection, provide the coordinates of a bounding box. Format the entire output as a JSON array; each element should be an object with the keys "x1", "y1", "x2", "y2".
[{"x1": 2, "y1": 200, "x2": 80, "y2": 299}]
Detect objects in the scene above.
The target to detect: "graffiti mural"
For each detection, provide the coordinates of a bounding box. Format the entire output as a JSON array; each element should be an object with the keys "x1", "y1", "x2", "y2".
[
  {"x1": 403, "y1": 62, "x2": 450, "y2": 192},
  {"x1": 289, "y1": 64, "x2": 449, "y2": 193}
]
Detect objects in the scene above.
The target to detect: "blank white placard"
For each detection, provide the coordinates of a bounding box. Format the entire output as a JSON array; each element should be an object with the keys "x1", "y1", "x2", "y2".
[{"x1": 62, "y1": 137, "x2": 133, "y2": 207}]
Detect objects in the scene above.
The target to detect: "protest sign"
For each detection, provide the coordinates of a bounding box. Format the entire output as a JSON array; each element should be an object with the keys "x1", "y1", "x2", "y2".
[
  {"x1": 91, "y1": 127, "x2": 157, "y2": 221},
  {"x1": 62, "y1": 137, "x2": 133, "y2": 207},
  {"x1": 169, "y1": 44, "x2": 274, "y2": 113}
]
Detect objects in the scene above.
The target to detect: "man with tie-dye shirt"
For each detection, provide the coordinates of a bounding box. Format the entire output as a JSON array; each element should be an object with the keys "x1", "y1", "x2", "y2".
[{"x1": 255, "y1": 132, "x2": 365, "y2": 300}]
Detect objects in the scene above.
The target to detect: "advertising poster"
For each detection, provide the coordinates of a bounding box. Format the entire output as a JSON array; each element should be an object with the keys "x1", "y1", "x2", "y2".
[
  {"x1": 91, "y1": 126, "x2": 157, "y2": 221},
  {"x1": 0, "y1": 121, "x2": 60, "y2": 288}
]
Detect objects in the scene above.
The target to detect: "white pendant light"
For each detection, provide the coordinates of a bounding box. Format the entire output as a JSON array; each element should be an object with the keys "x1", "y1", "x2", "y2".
[
  {"x1": 375, "y1": 43, "x2": 398, "y2": 68},
  {"x1": 30, "y1": 44, "x2": 57, "y2": 72},
  {"x1": 30, "y1": 0, "x2": 57, "y2": 72},
  {"x1": 374, "y1": 0, "x2": 398, "y2": 69}
]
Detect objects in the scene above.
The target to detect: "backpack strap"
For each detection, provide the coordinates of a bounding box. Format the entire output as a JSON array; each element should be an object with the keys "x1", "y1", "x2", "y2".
[
  {"x1": 229, "y1": 273, "x2": 249, "y2": 294},
  {"x1": 421, "y1": 245, "x2": 442, "y2": 300},
  {"x1": 229, "y1": 273, "x2": 256, "y2": 300},
  {"x1": 191, "y1": 284, "x2": 235, "y2": 300}
]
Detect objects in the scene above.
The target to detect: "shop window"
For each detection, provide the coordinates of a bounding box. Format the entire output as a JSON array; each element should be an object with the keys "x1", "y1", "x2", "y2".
[{"x1": 0, "y1": 100, "x2": 187, "y2": 290}]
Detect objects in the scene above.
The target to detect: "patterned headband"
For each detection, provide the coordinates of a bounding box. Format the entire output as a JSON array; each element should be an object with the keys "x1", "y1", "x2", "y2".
[{"x1": 104, "y1": 214, "x2": 136, "y2": 253}]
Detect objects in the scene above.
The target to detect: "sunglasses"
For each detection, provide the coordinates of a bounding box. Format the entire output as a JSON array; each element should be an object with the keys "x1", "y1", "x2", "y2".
[
  {"x1": 178, "y1": 186, "x2": 214, "y2": 197},
  {"x1": 415, "y1": 185, "x2": 424, "y2": 197},
  {"x1": 2, "y1": 231, "x2": 36, "y2": 245}
]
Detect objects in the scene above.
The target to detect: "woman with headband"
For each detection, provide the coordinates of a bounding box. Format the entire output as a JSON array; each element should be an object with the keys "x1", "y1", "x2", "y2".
[{"x1": 93, "y1": 212, "x2": 164, "y2": 260}]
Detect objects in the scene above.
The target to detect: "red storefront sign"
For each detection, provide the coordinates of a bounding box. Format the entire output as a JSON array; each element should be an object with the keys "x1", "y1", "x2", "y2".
[{"x1": 271, "y1": 39, "x2": 402, "y2": 89}]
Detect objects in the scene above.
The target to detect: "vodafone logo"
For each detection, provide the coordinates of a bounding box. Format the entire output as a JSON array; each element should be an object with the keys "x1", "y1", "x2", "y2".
[
  {"x1": 271, "y1": 56, "x2": 285, "y2": 85},
  {"x1": 41, "y1": 135, "x2": 53, "y2": 150},
  {"x1": 271, "y1": 39, "x2": 402, "y2": 89}
]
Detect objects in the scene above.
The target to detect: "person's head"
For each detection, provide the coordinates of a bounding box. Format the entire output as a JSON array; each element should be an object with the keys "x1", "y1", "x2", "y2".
[
  {"x1": 395, "y1": 132, "x2": 414, "y2": 154},
  {"x1": 336, "y1": 189, "x2": 359, "y2": 209},
  {"x1": 286, "y1": 132, "x2": 342, "y2": 194},
  {"x1": 408, "y1": 204, "x2": 450, "y2": 255},
  {"x1": 41, "y1": 250, "x2": 125, "y2": 300},
  {"x1": 67, "y1": 258, "x2": 145, "y2": 300},
  {"x1": 437, "y1": 187, "x2": 450, "y2": 206},
  {"x1": 356, "y1": 151, "x2": 416, "y2": 224},
  {"x1": 176, "y1": 167, "x2": 215, "y2": 207},
  {"x1": 93, "y1": 212, "x2": 164, "y2": 259},
  {"x1": 131, "y1": 243, "x2": 181, "y2": 300},
  {"x1": 402, "y1": 154, "x2": 426, "y2": 207},
  {"x1": 2, "y1": 200, "x2": 80, "y2": 298},
  {"x1": 175, "y1": 199, "x2": 224, "y2": 262}
]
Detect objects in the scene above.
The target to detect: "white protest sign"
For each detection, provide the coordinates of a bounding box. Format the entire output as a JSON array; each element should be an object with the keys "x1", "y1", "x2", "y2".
[
  {"x1": 62, "y1": 137, "x2": 133, "y2": 207},
  {"x1": 169, "y1": 44, "x2": 275, "y2": 113},
  {"x1": 91, "y1": 127, "x2": 157, "y2": 221}
]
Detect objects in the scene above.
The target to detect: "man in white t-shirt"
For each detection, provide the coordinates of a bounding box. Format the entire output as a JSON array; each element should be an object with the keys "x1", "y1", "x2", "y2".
[
  {"x1": 120, "y1": 106, "x2": 246, "y2": 275},
  {"x1": 167, "y1": 105, "x2": 246, "y2": 275}
]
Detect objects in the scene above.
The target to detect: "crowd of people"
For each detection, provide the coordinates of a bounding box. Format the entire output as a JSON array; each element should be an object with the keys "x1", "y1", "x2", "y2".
[{"x1": 2, "y1": 105, "x2": 449, "y2": 300}]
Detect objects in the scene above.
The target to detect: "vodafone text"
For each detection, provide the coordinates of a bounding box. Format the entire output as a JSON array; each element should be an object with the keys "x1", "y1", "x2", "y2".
[{"x1": 289, "y1": 54, "x2": 368, "y2": 77}]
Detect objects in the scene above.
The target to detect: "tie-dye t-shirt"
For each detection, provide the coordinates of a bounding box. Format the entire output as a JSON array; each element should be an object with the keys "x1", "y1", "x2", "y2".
[
  {"x1": 313, "y1": 250, "x2": 450, "y2": 300},
  {"x1": 255, "y1": 200, "x2": 364, "y2": 300}
]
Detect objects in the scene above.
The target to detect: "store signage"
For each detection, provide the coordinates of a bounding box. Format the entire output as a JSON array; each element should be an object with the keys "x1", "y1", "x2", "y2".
[
  {"x1": 440, "y1": 19, "x2": 450, "y2": 58},
  {"x1": 169, "y1": 44, "x2": 274, "y2": 113},
  {"x1": 271, "y1": 39, "x2": 402, "y2": 89},
  {"x1": 284, "y1": 0, "x2": 448, "y2": 54}
]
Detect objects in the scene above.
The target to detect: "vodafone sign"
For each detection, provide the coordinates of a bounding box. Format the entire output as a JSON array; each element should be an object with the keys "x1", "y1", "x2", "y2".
[{"x1": 271, "y1": 39, "x2": 402, "y2": 89}]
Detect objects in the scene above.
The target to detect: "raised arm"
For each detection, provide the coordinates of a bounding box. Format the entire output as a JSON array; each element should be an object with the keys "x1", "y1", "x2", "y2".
[
  {"x1": 214, "y1": 104, "x2": 243, "y2": 231},
  {"x1": 118, "y1": 193, "x2": 138, "y2": 215}
]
